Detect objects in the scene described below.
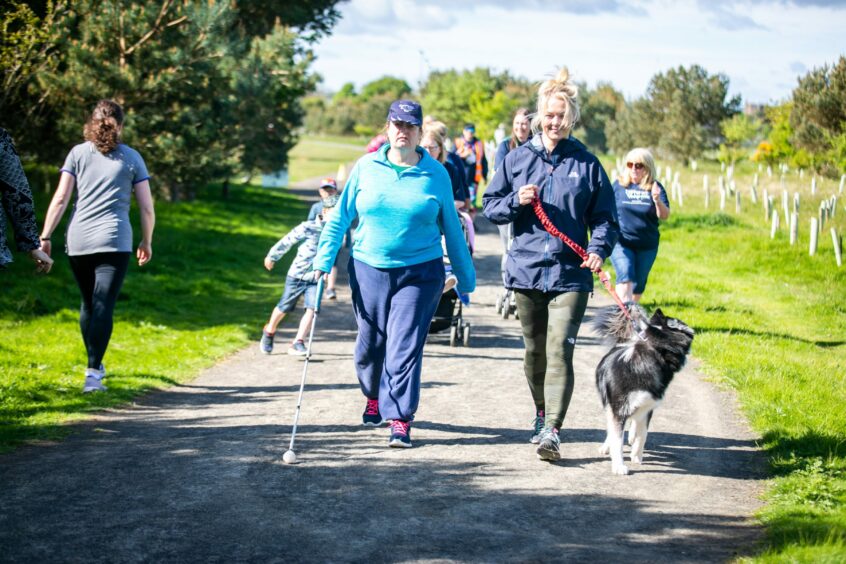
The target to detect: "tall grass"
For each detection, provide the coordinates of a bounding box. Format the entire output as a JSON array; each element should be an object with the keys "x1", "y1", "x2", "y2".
[{"x1": 0, "y1": 183, "x2": 308, "y2": 450}]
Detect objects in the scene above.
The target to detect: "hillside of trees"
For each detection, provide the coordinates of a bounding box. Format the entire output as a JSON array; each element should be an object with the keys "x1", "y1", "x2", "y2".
[
  {"x1": 306, "y1": 59, "x2": 846, "y2": 178},
  {"x1": 4, "y1": 1, "x2": 843, "y2": 200}
]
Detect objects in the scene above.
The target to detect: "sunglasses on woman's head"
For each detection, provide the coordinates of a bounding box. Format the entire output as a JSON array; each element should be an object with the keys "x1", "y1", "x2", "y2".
[{"x1": 626, "y1": 162, "x2": 645, "y2": 171}]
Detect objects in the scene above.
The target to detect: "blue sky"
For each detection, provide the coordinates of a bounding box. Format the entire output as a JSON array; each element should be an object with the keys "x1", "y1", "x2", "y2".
[{"x1": 310, "y1": 0, "x2": 846, "y2": 104}]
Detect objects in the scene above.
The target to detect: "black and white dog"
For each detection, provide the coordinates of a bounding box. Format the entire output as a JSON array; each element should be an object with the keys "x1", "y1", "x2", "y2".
[{"x1": 593, "y1": 304, "x2": 694, "y2": 475}]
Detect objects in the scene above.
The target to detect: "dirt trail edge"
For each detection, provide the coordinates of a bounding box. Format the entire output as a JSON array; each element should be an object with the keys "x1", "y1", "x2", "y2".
[{"x1": 1, "y1": 191, "x2": 766, "y2": 562}]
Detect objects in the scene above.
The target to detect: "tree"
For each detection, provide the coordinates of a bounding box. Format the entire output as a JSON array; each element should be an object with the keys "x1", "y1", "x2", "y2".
[
  {"x1": 791, "y1": 56, "x2": 846, "y2": 175},
  {"x1": 718, "y1": 113, "x2": 761, "y2": 165},
  {"x1": 0, "y1": 1, "x2": 67, "y2": 154},
  {"x1": 420, "y1": 68, "x2": 533, "y2": 140},
  {"x1": 606, "y1": 65, "x2": 740, "y2": 162},
  {"x1": 647, "y1": 65, "x2": 741, "y2": 162},
  {"x1": 3, "y1": 0, "x2": 342, "y2": 198},
  {"x1": 359, "y1": 76, "x2": 411, "y2": 101},
  {"x1": 577, "y1": 81, "x2": 625, "y2": 154}
]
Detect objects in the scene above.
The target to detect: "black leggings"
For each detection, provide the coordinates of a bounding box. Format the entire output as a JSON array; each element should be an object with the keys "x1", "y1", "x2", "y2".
[{"x1": 68, "y1": 252, "x2": 130, "y2": 369}]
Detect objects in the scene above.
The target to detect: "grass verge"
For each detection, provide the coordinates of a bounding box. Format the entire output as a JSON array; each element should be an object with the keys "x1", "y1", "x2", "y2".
[
  {"x1": 0, "y1": 182, "x2": 307, "y2": 451},
  {"x1": 631, "y1": 162, "x2": 846, "y2": 562},
  {"x1": 287, "y1": 136, "x2": 365, "y2": 183}
]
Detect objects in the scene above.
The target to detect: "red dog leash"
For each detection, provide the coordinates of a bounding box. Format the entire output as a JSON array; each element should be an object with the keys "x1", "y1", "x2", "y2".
[{"x1": 531, "y1": 197, "x2": 639, "y2": 331}]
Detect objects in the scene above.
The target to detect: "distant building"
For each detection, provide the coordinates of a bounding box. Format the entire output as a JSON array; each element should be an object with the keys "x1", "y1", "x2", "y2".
[{"x1": 743, "y1": 102, "x2": 765, "y2": 118}]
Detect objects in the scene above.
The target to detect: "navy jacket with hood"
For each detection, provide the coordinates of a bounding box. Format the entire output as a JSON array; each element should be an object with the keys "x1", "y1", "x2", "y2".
[{"x1": 482, "y1": 135, "x2": 619, "y2": 293}]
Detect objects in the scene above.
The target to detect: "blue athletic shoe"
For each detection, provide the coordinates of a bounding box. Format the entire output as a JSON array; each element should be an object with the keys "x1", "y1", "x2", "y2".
[
  {"x1": 388, "y1": 420, "x2": 412, "y2": 448},
  {"x1": 287, "y1": 340, "x2": 308, "y2": 356},
  {"x1": 260, "y1": 330, "x2": 274, "y2": 354},
  {"x1": 362, "y1": 398, "x2": 383, "y2": 426}
]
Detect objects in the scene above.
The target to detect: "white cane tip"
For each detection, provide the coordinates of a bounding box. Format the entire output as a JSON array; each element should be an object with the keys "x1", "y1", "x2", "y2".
[{"x1": 283, "y1": 450, "x2": 297, "y2": 464}]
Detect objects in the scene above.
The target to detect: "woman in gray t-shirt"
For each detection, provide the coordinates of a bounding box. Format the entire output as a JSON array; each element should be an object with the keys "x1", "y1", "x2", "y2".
[{"x1": 40, "y1": 100, "x2": 156, "y2": 393}]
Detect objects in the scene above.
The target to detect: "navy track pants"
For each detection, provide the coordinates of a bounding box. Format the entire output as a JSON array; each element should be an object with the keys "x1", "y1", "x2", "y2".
[{"x1": 348, "y1": 256, "x2": 445, "y2": 421}]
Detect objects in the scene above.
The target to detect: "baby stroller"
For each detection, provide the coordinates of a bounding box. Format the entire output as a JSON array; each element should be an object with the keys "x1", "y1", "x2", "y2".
[
  {"x1": 495, "y1": 223, "x2": 518, "y2": 320},
  {"x1": 429, "y1": 290, "x2": 470, "y2": 347},
  {"x1": 429, "y1": 211, "x2": 473, "y2": 347}
]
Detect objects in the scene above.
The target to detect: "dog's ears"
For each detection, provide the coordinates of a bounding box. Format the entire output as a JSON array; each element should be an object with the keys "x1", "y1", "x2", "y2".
[{"x1": 650, "y1": 308, "x2": 665, "y2": 324}]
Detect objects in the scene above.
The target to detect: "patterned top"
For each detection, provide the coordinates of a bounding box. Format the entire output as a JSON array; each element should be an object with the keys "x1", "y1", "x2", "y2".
[
  {"x1": 266, "y1": 219, "x2": 325, "y2": 280},
  {"x1": 0, "y1": 128, "x2": 40, "y2": 267}
]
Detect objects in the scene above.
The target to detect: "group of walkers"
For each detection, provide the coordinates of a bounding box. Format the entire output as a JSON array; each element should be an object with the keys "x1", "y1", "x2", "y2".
[{"x1": 4, "y1": 64, "x2": 670, "y2": 461}]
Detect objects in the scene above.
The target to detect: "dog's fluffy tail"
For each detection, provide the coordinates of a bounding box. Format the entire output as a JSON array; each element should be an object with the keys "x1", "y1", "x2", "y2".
[{"x1": 592, "y1": 304, "x2": 647, "y2": 343}]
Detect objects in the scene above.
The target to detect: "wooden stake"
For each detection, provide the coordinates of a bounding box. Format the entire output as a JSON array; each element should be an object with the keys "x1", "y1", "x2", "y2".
[
  {"x1": 790, "y1": 212, "x2": 798, "y2": 245},
  {"x1": 750, "y1": 185, "x2": 758, "y2": 205},
  {"x1": 832, "y1": 228, "x2": 842, "y2": 267},
  {"x1": 720, "y1": 188, "x2": 726, "y2": 211},
  {"x1": 809, "y1": 218, "x2": 818, "y2": 256},
  {"x1": 771, "y1": 209, "x2": 779, "y2": 239}
]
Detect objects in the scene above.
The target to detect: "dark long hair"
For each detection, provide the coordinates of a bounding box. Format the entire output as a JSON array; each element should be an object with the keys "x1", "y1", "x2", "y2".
[{"x1": 83, "y1": 100, "x2": 124, "y2": 154}]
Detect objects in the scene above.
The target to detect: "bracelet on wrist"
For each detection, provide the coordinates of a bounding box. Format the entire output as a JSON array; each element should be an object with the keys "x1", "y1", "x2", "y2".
[{"x1": 40, "y1": 236, "x2": 51, "y2": 241}]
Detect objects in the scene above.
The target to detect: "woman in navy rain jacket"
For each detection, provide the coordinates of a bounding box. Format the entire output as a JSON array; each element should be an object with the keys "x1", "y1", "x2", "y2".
[{"x1": 483, "y1": 67, "x2": 618, "y2": 462}]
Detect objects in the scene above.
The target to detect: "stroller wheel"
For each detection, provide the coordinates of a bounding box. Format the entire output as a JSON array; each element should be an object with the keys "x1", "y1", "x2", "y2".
[
  {"x1": 501, "y1": 305, "x2": 510, "y2": 320},
  {"x1": 462, "y1": 324, "x2": 471, "y2": 347},
  {"x1": 495, "y1": 294, "x2": 503, "y2": 314},
  {"x1": 449, "y1": 325, "x2": 458, "y2": 347}
]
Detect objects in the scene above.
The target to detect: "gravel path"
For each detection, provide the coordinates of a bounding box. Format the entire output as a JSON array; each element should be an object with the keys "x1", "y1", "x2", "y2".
[{"x1": 0, "y1": 185, "x2": 767, "y2": 563}]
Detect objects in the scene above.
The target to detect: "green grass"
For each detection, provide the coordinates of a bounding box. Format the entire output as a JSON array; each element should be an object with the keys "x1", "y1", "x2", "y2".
[
  {"x1": 0, "y1": 182, "x2": 308, "y2": 451},
  {"x1": 621, "y1": 161, "x2": 846, "y2": 561},
  {"x1": 287, "y1": 136, "x2": 365, "y2": 183}
]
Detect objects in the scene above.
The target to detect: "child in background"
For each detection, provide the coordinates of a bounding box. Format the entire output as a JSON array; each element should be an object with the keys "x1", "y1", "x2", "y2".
[
  {"x1": 307, "y1": 178, "x2": 340, "y2": 299},
  {"x1": 260, "y1": 196, "x2": 337, "y2": 355}
]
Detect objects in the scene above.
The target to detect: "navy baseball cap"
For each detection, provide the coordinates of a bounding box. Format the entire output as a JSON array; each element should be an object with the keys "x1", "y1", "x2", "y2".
[
  {"x1": 387, "y1": 100, "x2": 423, "y2": 126},
  {"x1": 463, "y1": 123, "x2": 475, "y2": 131}
]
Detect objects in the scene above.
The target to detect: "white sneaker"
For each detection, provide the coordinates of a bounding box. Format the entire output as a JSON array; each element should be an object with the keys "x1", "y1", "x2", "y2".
[{"x1": 83, "y1": 371, "x2": 107, "y2": 393}]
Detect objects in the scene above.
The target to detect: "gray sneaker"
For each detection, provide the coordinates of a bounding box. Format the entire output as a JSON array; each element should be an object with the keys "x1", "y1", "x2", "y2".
[
  {"x1": 530, "y1": 410, "x2": 545, "y2": 444},
  {"x1": 260, "y1": 330, "x2": 274, "y2": 354},
  {"x1": 325, "y1": 288, "x2": 337, "y2": 300},
  {"x1": 536, "y1": 427, "x2": 560, "y2": 461},
  {"x1": 288, "y1": 340, "x2": 308, "y2": 356},
  {"x1": 83, "y1": 372, "x2": 107, "y2": 393}
]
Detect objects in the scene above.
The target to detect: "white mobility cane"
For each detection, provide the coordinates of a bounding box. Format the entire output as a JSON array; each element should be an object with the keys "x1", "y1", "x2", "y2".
[{"x1": 282, "y1": 276, "x2": 325, "y2": 464}]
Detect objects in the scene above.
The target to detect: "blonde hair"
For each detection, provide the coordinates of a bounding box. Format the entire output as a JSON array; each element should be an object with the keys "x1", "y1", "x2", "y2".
[
  {"x1": 619, "y1": 148, "x2": 657, "y2": 188},
  {"x1": 532, "y1": 67, "x2": 580, "y2": 136},
  {"x1": 421, "y1": 125, "x2": 446, "y2": 163},
  {"x1": 510, "y1": 108, "x2": 530, "y2": 150}
]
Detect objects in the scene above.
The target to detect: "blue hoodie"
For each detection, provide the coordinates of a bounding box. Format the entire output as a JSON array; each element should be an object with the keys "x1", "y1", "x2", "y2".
[
  {"x1": 313, "y1": 144, "x2": 476, "y2": 294},
  {"x1": 482, "y1": 135, "x2": 618, "y2": 293}
]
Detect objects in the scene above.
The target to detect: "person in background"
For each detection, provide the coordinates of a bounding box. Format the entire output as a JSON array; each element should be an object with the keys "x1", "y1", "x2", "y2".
[
  {"x1": 261, "y1": 196, "x2": 338, "y2": 356},
  {"x1": 420, "y1": 125, "x2": 474, "y2": 293},
  {"x1": 307, "y1": 178, "x2": 340, "y2": 299},
  {"x1": 483, "y1": 67, "x2": 618, "y2": 462},
  {"x1": 40, "y1": 100, "x2": 155, "y2": 393},
  {"x1": 452, "y1": 123, "x2": 488, "y2": 205},
  {"x1": 0, "y1": 128, "x2": 53, "y2": 273},
  {"x1": 313, "y1": 99, "x2": 475, "y2": 449},
  {"x1": 610, "y1": 148, "x2": 670, "y2": 303},
  {"x1": 491, "y1": 108, "x2": 531, "y2": 283}
]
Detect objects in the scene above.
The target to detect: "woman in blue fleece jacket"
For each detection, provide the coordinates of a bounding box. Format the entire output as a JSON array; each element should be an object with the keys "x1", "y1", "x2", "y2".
[
  {"x1": 483, "y1": 68, "x2": 618, "y2": 462},
  {"x1": 314, "y1": 100, "x2": 475, "y2": 449}
]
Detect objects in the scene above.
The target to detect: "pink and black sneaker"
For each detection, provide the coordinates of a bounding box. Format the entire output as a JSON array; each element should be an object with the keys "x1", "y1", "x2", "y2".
[
  {"x1": 362, "y1": 398, "x2": 383, "y2": 426},
  {"x1": 388, "y1": 420, "x2": 412, "y2": 448}
]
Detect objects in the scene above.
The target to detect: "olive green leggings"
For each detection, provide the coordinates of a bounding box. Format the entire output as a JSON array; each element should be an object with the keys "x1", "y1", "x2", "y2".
[{"x1": 514, "y1": 290, "x2": 589, "y2": 430}]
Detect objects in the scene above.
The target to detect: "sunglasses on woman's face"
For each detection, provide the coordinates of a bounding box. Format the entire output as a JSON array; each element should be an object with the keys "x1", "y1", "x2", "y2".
[{"x1": 626, "y1": 162, "x2": 645, "y2": 171}]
